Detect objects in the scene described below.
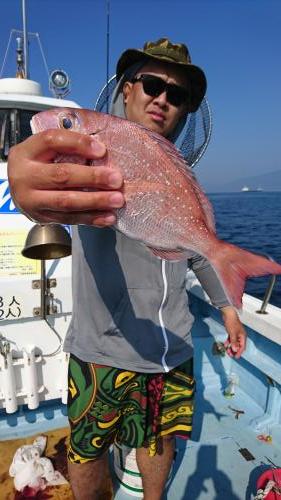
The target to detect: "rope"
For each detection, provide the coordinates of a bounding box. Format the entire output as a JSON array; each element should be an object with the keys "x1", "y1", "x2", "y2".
[
  {"x1": 254, "y1": 479, "x2": 276, "y2": 499},
  {"x1": 35, "y1": 33, "x2": 50, "y2": 80},
  {"x1": 0, "y1": 29, "x2": 50, "y2": 81},
  {"x1": 0, "y1": 29, "x2": 15, "y2": 77}
]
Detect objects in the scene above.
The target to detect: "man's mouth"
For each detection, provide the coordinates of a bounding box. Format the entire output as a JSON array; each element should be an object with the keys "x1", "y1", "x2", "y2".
[{"x1": 148, "y1": 111, "x2": 165, "y2": 123}]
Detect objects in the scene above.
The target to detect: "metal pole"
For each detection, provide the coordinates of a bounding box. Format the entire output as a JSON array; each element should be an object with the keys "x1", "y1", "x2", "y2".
[
  {"x1": 41, "y1": 260, "x2": 47, "y2": 319},
  {"x1": 256, "y1": 275, "x2": 276, "y2": 314},
  {"x1": 22, "y1": 0, "x2": 29, "y2": 78},
  {"x1": 106, "y1": 0, "x2": 110, "y2": 112}
]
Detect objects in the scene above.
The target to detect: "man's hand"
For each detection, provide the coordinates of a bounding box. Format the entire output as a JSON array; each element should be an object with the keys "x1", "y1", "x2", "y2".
[
  {"x1": 8, "y1": 129, "x2": 125, "y2": 226},
  {"x1": 220, "y1": 306, "x2": 247, "y2": 358}
]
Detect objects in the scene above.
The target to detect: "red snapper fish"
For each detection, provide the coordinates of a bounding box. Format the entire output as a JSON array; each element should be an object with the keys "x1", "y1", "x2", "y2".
[{"x1": 31, "y1": 108, "x2": 281, "y2": 309}]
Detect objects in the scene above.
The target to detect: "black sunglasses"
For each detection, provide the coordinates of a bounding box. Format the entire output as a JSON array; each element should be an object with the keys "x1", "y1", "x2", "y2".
[{"x1": 130, "y1": 74, "x2": 190, "y2": 107}]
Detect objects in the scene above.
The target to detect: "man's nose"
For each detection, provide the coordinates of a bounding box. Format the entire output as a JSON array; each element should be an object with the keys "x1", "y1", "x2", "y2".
[{"x1": 154, "y1": 91, "x2": 168, "y2": 107}]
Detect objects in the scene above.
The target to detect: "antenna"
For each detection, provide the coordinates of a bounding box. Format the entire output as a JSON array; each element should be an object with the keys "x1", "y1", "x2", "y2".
[
  {"x1": 106, "y1": 0, "x2": 110, "y2": 112},
  {"x1": 22, "y1": 0, "x2": 29, "y2": 78}
]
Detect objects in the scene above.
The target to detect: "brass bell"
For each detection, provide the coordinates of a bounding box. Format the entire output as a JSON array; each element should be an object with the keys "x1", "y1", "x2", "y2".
[{"x1": 22, "y1": 224, "x2": 72, "y2": 260}]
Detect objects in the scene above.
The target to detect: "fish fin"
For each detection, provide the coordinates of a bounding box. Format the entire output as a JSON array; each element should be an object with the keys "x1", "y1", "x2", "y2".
[
  {"x1": 210, "y1": 241, "x2": 281, "y2": 309},
  {"x1": 147, "y1": 246, "x2": 192, "y2": 261},
  {"x1": 138, "y1": 124, "x2": 216, "y2": 232}
]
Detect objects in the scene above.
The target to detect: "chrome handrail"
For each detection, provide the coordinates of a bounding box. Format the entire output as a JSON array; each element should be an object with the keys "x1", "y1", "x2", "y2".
[
  {"x1": 256, "y1": 274, "x2": 277, "y2": 314},
  {"x1": 254, "y1": 253, "x2": 278, "y2": 314}
]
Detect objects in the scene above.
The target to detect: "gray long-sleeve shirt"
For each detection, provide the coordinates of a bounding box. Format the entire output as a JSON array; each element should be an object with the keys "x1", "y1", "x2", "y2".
[{"x1": 63, "y1": 225, "x2": 230, "y2": 373}]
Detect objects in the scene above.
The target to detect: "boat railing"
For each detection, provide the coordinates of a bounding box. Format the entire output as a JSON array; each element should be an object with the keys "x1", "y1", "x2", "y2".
[
  {"x1": 256, "y1": 274, "x2": 277, "y2": 314},
  {"x1": 249, "y1": 252, "x2": 279, "y2": 315}
]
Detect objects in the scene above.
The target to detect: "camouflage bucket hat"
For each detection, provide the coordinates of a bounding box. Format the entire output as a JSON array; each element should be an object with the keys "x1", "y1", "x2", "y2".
[{"x1": 116, "y1": 37, "x2": 207, "y2": 112}]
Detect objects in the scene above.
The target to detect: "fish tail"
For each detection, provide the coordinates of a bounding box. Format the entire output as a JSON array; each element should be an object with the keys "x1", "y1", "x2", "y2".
[{"x1": 209, "y1": 241, "x2": 281, "y2": 309}]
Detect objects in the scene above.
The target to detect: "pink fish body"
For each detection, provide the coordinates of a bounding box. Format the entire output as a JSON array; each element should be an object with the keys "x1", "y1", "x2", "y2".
[{"x1": 31, "y1": 108, "x2": 281, "y2": 308}]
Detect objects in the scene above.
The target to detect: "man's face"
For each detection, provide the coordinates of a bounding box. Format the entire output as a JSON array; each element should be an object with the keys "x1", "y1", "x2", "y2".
[{"x1": 123, "y1": 61, "x2": 190, "y2": 137}]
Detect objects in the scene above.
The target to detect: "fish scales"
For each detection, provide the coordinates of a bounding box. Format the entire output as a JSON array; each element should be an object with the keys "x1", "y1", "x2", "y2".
[
  {"x1": 94, "y1": 116, "x2": 211, "y2": 249},
  {"x1": 30, "y1": 108, "x2": 281, "y2": 309}
]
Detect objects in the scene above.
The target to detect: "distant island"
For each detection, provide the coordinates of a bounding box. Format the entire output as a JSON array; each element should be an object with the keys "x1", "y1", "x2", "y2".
[{"x1": 201, "y1": 169, "x2": 281, "y2": 193}]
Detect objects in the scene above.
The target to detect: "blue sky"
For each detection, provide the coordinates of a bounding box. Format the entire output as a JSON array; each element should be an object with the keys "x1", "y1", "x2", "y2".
[{"x1": 1, "y1": 0, "x2": 280, "y2": 190}]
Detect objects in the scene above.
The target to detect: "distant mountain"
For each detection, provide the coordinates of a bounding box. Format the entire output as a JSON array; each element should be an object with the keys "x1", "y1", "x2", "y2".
[{"x1": 203, "y1": 169, "x2": 281, "y2": 193}]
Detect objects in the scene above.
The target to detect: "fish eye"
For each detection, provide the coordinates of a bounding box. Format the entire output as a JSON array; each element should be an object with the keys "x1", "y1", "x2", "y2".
[
  {"x1": 62, "y1": 117, "x2": 73, "y2": 129},
  {"x1": 59, "y1": 112, "x2": 80, "y2": 130}
]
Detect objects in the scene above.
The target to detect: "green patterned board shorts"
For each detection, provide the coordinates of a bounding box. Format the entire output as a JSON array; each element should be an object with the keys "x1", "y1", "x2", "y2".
[{"x1": 67, "y1": 354, "x2": 195, "y2": 463}]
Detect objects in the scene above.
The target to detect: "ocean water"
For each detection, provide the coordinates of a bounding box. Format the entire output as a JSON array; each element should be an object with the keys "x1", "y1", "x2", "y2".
[{"x1": 208, "y1": 191, "x2": 281, "y2": 309}]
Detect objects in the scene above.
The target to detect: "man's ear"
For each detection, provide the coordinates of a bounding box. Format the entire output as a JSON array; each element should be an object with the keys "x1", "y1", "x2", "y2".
[{"x1": 123, "y1": 81, "x2": 133, "y2": 104}]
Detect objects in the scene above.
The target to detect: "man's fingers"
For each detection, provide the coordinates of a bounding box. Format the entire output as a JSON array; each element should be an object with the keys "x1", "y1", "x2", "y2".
[
  {"x1": 26, "y1": 189, "x2": 125, "y2": 214},
  {"x1": 224, "y1": 334, "x2": 246, "y2": 358},
  {"x1": 19, "y1": 187, "x2": 124, "y2": 225},
  {"x1": 224, "y1": 340, "x2": 234, "y2": 358},
  {"x1": 28, "y1": 162, "x2": 123, "y2": 190},
  {"x1": 234, "y1": 335, "x2": 246, "y2": 358},
  {"x1": 10, "y1": 129, "x2": 106, "y2": 162},
  {"x1": 36, "y1": 210, "x2": 117, "y2": 226}
]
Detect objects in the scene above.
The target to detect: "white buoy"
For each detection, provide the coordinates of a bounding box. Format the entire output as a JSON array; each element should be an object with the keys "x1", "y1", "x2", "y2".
[
  {"x1": 0, "y1": 351, "x2": 18, "y2": 414},
  {"x1": 23, "y1": 347, "x2": 39, "y2": 409}
]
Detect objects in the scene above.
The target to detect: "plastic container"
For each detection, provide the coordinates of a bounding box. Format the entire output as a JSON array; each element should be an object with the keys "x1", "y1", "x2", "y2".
[
  {"x1": 113, "y1": 443, "x2": 176, "y2": 497},
  {"x1": 113, "y1": 444, "x2": 143, "y2": 497},
  {"x1": 224, "y1": 372, "x2": 239, "y2": 398}
]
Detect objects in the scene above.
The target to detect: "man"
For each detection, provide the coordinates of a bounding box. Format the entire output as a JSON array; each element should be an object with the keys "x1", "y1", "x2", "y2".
[{"x1": 8, "y1": 38, "x2": 246, "y2": 500}]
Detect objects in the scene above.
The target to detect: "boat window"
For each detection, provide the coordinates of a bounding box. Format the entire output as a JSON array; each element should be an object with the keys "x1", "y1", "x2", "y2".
[
  {"x1": 0, "y1": 108, "x2": 40, "y2": 162},
  {"x1": 20, "y1": 110, "x2": 38, "y2": 142},
  {"x1": 0, "y1": 109, "x2": 10, "y2": 161}
]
